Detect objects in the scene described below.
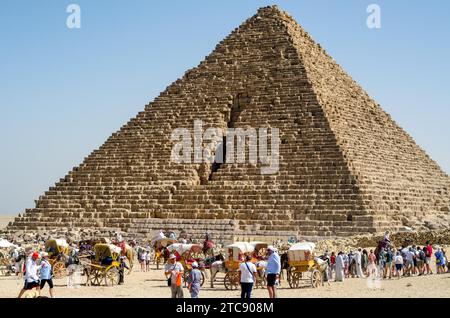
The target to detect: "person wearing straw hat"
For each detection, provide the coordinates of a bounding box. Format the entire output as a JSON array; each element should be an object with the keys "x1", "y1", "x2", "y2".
[
  {"x1": 164, "y1": 254, "x2": 184, "y2": 298},
  {"x1": 187, "y1": 261, "x2": 202, "y2": 298},
  {"x1": 39, "y1": 252, "x2": 55, "y2": 298},
  {"x1": 266, "y1": 246, "x2": 281, "y2": 298},
  {"x1": 18, "y1": 251, "x2": 41, "y2": 298}
]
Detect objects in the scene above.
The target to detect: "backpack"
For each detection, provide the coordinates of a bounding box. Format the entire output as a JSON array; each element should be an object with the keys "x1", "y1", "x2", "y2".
[{"x1": 419, "y1": 250, "x2": 425, "y2": 261}]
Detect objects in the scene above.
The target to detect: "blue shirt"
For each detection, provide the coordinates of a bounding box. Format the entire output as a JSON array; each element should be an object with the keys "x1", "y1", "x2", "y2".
[
  {"x1": 266, "y1": 252, "x2": 281, "y2": 274},
  {"x1": 40, "y1": 259, "x2": 52, "y2": 280},
  {"x1": 435, "y1": 251, "x2": 445, "y2": 265}
]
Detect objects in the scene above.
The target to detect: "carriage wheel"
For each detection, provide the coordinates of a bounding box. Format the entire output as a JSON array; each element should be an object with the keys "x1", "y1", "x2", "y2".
[
  {"x1": 53, "y1": 262, "x2": 66, "y2": 279},
  {"x1": 224, "y1": 272, "x2": 239, "y2": 290},
  {"x1": 105, "y1": 267, "x2": 120, "y2": 286},
  {"x1": 288, "y1": 269, "x2": 301, "y2": 289},
  {"x1": 311, "y1": 269, "x2": 322, "y2": 288},
  {"x1": 90, "y1": 268, "x2": 103, "y2": 286}
]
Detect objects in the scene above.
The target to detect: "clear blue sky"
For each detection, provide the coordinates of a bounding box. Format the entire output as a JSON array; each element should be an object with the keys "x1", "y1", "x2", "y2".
[{"x1": 1, "y1": 0, "x2": 449, "y2": 215}]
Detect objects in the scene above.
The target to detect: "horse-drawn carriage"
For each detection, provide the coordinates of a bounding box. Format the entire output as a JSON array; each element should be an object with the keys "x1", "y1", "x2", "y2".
[
  {"x1": 152, "y1": 237, "x2": 177, "y2": 269},
  {"x1": 286, "y1": 242, "x2": 323, "y2": 288},
  {"x1": 222, "y1": 242, "x2": 268, "y2": 290},
  {"x1": 166, "y1": 243, "x2": 206, "y2": 286},
  {"x1": 44, "y1": 239, "x2": 69, "y2": 279},
  {"x1": 82, "y1": 244, "x2": 121, "y2": 286}
]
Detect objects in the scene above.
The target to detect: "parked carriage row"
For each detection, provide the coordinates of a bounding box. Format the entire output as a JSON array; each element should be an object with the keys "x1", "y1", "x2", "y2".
[{"x1": 1, "y1": 236, "x2": 327, "y2": 290}]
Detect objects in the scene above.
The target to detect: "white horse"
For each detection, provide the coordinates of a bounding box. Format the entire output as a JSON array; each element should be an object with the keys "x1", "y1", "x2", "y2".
[{"x1": 210, "y1": 260, "x2": 227, "y2": 288}]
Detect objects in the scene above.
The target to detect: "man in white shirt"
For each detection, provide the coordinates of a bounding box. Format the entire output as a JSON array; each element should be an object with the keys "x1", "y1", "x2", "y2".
[
  {"x1": 18, "y1": 252, "x2": 41, "y2": 298},
  {"x1": 239, "y1": 255, "x2": 258, "y2": 299},
  {"x1": 266, "y1": 246, "x2": 281, "y2": 298},
  {"x1": 164, "y1": 254, "x2": 184, "y2": 298}
]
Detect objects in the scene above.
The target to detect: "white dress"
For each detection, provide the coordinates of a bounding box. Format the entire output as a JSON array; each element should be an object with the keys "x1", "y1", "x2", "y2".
[
  {"x1": 335, "y1": 254, "x2": 344, "y2": 282},
  {"x1": 355, "y1": 251, "x2": 364, "y2": 278}
]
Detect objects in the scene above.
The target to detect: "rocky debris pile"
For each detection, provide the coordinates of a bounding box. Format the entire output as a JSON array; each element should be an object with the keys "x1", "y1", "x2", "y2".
[
  {"x1": 355, "y1": 229, "x2": 450, "y2": 248},
  {"x1": 314, "y1": 229, "x2": 450, "y2": 254},
  {"x1": 1, "y1": 227, "x2": 127, "y2": 246}
]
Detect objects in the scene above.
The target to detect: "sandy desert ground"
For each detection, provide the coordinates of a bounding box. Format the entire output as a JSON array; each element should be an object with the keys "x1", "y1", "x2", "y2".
[{"x1": 1, "y1": 261, "x2": 450, "y2": 298}]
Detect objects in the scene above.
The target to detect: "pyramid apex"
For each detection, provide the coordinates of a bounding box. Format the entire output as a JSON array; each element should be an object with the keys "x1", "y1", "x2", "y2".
[{"x1": 257, "y1": 5, "x2": 282, "y2": 14}]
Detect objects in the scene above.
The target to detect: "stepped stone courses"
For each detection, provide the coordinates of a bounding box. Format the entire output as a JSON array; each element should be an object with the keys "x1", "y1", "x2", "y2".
[{"x1": 5, "y1": 6, "x2": 450, "y2": 242}]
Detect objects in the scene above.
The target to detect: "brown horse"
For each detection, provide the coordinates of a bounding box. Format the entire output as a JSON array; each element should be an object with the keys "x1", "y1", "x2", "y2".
[{"x1": 278, "y1": 252, "x2": 290, "y2": 285}]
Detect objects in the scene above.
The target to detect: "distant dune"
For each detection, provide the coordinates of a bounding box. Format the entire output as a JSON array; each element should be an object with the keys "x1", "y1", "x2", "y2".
[{"x1": 0, "y1": 215, "x2": 14, "y2": 230}]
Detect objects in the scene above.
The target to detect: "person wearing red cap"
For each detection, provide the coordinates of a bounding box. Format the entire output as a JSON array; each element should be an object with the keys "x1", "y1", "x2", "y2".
[{"x1": 17, "y1": 251, "x2": 41, "y2": 298}]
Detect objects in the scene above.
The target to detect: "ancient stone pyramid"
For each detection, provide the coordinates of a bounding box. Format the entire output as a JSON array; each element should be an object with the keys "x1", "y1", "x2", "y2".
[{"x1": 6, "y1": 6, "x2": 450, "y2": 242}]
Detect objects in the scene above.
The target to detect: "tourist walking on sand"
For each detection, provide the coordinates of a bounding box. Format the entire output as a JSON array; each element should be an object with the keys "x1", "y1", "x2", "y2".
[
  {"x1": 165, "y1": 254, "x2": 184, "y2": 298},
  {"x1": 329, "y1": 252, "x2": 336, "y2": 280},
  {"x1": 425, "y1": 241, "x2": 433, "y2": 275},
  {"x1": 118, "y1": 255, "x2": 129, "y2": 285},
  {"x1": 361, "y1": 249, "x2": 368, "y2": 276},
  {"x1": 145, "y1": 250, "x2": 151, "y2": 271},
  {"x1": 435, "y1": 248, "x2": 446, "y2": 274},
  {"x1": 18, "y1": 252, "x2": 41, "y2": 298},
  {"x1": 343, "y1": 252, "x2": 349, "y2": 278},
  {"x1": 240, "y1": 255, "x2": 258, "y2": 299},
  {"x1": 335, "y1": 252, "x2": 344, "y2": 282},
  {"x1": 384, "y1": 248, "x2": 393, "y2": 279},
  {"x1": 39, "y1": 252, "x2": 55, "y2": 298},
  {"x1": 368, "y1": 249, "x2": 376, "y2": 277},
  {"x1": 355, "y1": 248, "x2": 364, "y2": 278},
  {"x1": 266, "y1": 246, "x2": 281, "y2": 298},
  {"x1": 348, "y1": 251, "x2": 356, "y2": 278},
  {"x1": 404, "y1": 247, "x2": 415, "y2": 276},
  {"x1": 378, "y1": 247, "x2": 386, "y2": 278},
  {"x1": 187, "y1": 261, "x2": 202, "y2": 298},
  {"x1": 140, "y1": 250, "x2": 147, "y2": 272},
  {"x1": 417, "y1": 246, "x2": 425, "y2": 275},
  {"x1": 412, "y1": 245, "x2": 418, "y2": 275},
  {"x1": 394, "y1": 251, "x2": 403, "y2": 279}
]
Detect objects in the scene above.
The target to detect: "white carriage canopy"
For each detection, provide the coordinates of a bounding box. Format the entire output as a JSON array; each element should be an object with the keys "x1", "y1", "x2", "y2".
[
  {"x1": 288, "y1": 242, "x2": 316, "y2": 261},
  {"x1": 166, "y1": 243, "x2": 202, "y2": 255}
]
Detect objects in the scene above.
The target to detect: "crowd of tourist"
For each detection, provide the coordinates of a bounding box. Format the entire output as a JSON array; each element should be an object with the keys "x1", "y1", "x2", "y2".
[{"x1": 323, "y1": 237, "x2": 449, "y2": 283}]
